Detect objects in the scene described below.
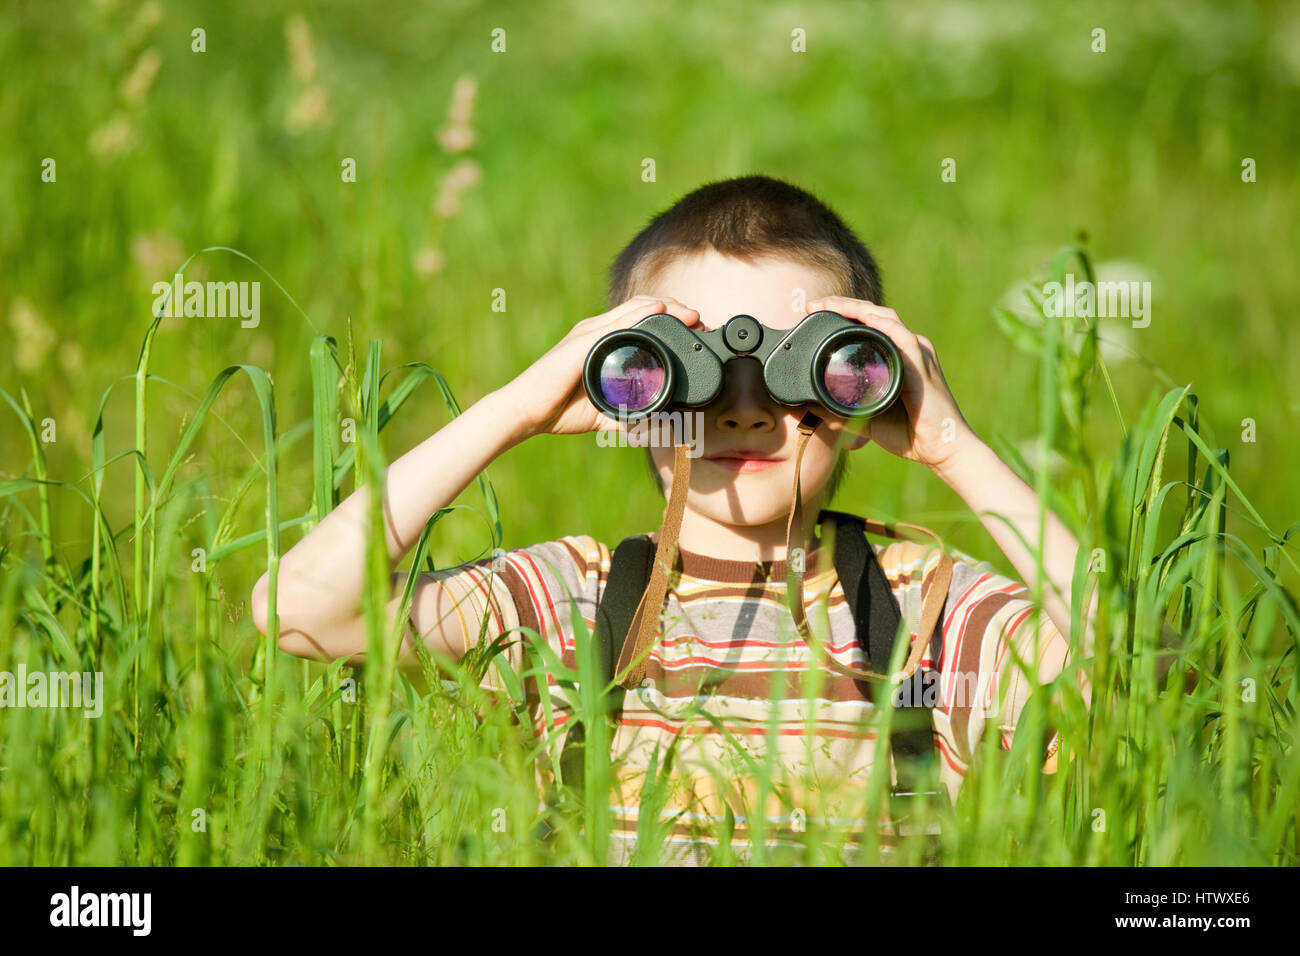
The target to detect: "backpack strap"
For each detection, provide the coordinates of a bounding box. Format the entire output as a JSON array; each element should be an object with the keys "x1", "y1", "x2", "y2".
[
  {"x1": 556, "y1": 533, "x2": 655, "y2": 808},
  {"x1": 820, "y1": 509, "x2": 903, "y2": 672},
  {"x1": 818, "y1": 508, "x2": 947, "y2": 793}
]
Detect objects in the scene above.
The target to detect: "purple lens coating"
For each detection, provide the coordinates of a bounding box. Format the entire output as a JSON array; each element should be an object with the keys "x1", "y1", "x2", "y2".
[
  {"x1": 823, "y1": 341, "x2": 892, "y2": 409},
  {"x1": 599, "y1": 344, "x2": 666, "y2": 412}
]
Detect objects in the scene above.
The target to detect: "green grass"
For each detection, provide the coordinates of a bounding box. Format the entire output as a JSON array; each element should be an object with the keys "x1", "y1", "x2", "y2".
[{"x1": 1, "y1": 0, "x2": 1297, "y2": 865}]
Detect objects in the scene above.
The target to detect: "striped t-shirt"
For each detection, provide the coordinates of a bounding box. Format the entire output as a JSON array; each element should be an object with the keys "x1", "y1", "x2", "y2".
[{"x1": 431, "y1": 525, "x2": 1074, "y2": 865}]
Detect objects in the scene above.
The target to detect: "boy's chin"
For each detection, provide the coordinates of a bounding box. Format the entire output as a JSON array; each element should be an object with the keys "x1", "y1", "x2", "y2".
[{"x1": 688, "y1": 492, "x2": 825, "y2": 529}]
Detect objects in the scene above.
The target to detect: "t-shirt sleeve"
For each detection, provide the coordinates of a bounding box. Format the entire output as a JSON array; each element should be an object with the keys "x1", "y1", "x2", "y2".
[
  {"x1": 885, "y1": 541, "x2": 1078, "y2": 773},
  {"x1": 419, "y1": 535, "x2": 610, "y2": 701},
  {"x1": 932, "y1": 546, "x2": 1078, "y2": 770}
]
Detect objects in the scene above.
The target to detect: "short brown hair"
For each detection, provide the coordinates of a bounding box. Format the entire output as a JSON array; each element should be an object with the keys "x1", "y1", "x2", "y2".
[{"x1": 607, "y1": 175, "x2": 884, "y2": 502}]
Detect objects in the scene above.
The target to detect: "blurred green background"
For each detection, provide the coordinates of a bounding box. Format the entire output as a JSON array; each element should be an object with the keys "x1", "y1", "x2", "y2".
[{"x1": 2, "y1": 0, "x2": 1297, "y2": 588}]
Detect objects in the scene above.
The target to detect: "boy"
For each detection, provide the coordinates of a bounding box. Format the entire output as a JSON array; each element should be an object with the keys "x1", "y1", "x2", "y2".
[{"x1": 252, "y1": 175, "x2": 1093, "y2": 865}]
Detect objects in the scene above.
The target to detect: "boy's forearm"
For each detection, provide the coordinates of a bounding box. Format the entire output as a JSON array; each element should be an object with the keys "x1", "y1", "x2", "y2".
[
  {"x1": 363, "y1": 385, "x2": 531, "y2": 557},
  {"x1": 255, "y1": 386, "x2": 531, "y2": 632},
  {"x1": 933, "y1": 435, "x2": 1094, "y2": 657}
]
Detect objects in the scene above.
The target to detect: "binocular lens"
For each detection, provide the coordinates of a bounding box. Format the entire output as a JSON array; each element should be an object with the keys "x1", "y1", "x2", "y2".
[
  {"x1": 598, "y1": 344, "x2": 667, "y2": 413},
  {"x1": 822, "y1": 340, "x2": 894, "y2": 411}
]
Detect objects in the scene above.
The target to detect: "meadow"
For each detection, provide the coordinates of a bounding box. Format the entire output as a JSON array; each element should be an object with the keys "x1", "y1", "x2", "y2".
[{"x1": 1, "y1": 0, "x2": 1297, "y2": 865}]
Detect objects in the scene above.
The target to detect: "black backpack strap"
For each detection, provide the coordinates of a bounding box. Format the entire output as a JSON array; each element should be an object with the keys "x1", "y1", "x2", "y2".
[
  {"x1": 820, "y1": 509, "x2": 902, "y2": 672},
  {"x1": 818, "y1": 509, "x2": 944, "y2": 794},
  {"x1": 555, "y1": 534, "x2": 655, "y2": 810}
]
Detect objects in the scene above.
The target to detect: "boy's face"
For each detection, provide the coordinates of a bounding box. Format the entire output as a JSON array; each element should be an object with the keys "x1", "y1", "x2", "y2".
[{"x1": 642, "y1": 248, "x2": 870, "y2": 528}]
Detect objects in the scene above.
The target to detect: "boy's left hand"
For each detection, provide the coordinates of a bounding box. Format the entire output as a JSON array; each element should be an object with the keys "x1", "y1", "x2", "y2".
[{"x1": 805, "y1": 295, "x2": 977, "y2": 474}]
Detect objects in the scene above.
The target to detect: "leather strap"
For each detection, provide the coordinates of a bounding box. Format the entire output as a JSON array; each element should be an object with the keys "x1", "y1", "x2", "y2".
[{"x1": 614, "y1": 442, "x2": 691, "y2": 688}]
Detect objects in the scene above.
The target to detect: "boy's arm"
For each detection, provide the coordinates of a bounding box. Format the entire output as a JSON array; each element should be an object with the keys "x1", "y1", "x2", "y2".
[
  {"x1": 936, "y1": 439, "x2": 1097, "y2": 776},
  {"x1": 933, "y1": 437, "x2": 1093, "y2": 662},
  {"x1": 251, "y1": 386, "x2": 529, "y2": 663},
  {"x1": 806, "y1": 297, "x2": 1185, "y2": 778},
  {"x1": 250, "y1": 295, "x2": 701, "y2": 663},
  {"x1": 807, "y1": 296, "x2": 1093, "y2": 650},
  {"x1": 937, "y1": 439, "x2": 1188, "y2": 780},
  {"x1": 934, "y1": 435, "x2": 1184, "y2": 698},
  {"x1": 807, "y1": 295, "x2": 1183, "y2": 683}
]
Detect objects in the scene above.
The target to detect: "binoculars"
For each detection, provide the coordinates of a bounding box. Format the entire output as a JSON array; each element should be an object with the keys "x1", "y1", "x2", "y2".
[{"x1": 583, "y1": 310, "x2": 903, "y2": 421}]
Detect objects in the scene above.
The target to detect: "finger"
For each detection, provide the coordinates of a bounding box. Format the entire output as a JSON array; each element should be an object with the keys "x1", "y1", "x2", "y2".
[
  {"x1": 807, "y1": 295, "x2": 887, "y2": 315},
  {"x1": 808, "y1": 298, "x2": 919, "y2": 356},
  {"x1": 809, "y1": 296, "x2": 913, "y2": 338},
  {"x1": 809, "y1": 296, "x2": 937, "y2": 383},
  {"x1": 616, "y1": 294, "x2": 698, "y2": 322},
  {"x1": 571, "y1": 299, "x2": 668, "y2": 344},
  {"x1": 581, "y1": 296, "x2": 667, "y2": 329},
  {"x1": 565, "y1": 298, "x2": 704, "y2": 387},
  {"x1": 652, "y1": 296, "x2": 703, "y2": 327},
  {"x1": 604, "y1": 296, "x2": 701, "y2": 332}
]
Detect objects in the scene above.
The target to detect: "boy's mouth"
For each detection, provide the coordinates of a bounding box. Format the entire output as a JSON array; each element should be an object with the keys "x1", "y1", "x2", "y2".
[{"x1": 705, "y1": 448, "x2": 784, "y2": 473}]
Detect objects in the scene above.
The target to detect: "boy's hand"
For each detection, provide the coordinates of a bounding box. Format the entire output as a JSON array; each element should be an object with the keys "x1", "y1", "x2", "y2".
[
  {"x1": 805, "y1": 295, "x2": 977, "y2": 473},
  {"x1": 502, "y1": 296, "x2": 701, "y2": 440}
]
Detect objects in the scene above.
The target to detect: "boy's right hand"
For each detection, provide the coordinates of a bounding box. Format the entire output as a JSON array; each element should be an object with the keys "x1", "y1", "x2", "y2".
[{"x1": 502, "y1": 296, "x2": 701, "y2": 439}]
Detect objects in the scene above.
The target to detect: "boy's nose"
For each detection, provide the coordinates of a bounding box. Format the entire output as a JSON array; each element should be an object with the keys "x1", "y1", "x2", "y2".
[{"x1": 712, "y1": 358, "x2": 778, "y2": 434}]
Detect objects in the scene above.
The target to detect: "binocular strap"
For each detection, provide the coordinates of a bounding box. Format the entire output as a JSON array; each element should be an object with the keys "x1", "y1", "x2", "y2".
[{"x1": 613, "y1": 442, "x2": 693, "y2": 689}]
